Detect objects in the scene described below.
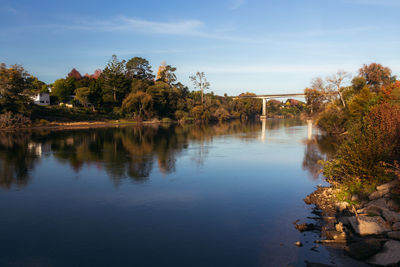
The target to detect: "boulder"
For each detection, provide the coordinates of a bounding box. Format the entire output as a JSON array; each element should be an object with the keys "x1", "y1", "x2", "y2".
[
  {"x1": 346, "y1": 238, "x2": 383, "y2": 260},
  {"x1": 376, "y1": 180, "x2": 399, "y2": 192},
  {"x1": 392, "y1": 222, "x2": 400, "y2": 231},
  {"x1": 367, "y1": 240, "x2": 400, "y2": 266},
  {"x1": 348, "y1": 216, "x2": 391, "y2": 236},
  {"x1": 387, "y1": 231, "x2": 400, "y2": 240},
  {"x1": 325, "y1": 230, "x2": 346, "y2": 241},
  {"x1": 295, "y1": 241, "x2": 302, "y2": 247},
  {"x1": 335, "y1": 201, "x2": 349, "y2": 212},
  {"x1": 382, "y1": 209, "x2": 400, "y2": 223},
  {"x1": 387, "y1": 199, "x2": 400, "y2": 211},
  {"x1": 369, "y1": 189, "x2": 390, "y2": 200},
  {"x1": 335, "y1": 221, "x2": 345, "y2": 232},
  {"x1": 295, "y1": 223, "x2": 316, "y2": 232},
  {"x1": 365, "y1": 198, "x2": 389, "y2": 210},
  {"x1": 357, "y1": 205, "x2": 382, "y2": 216}
]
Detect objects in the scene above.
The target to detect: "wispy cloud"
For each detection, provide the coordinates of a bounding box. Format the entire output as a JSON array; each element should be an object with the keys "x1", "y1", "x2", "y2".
[
  {"x1": 230, "y1": 0, "x2": 246, "y2": 10},
  {"x1": 62, "y1": 16, "x2": 205, "y2": 36},
  {"x1": 7, "y1": 15, "x2": 270, "y2": 44}
]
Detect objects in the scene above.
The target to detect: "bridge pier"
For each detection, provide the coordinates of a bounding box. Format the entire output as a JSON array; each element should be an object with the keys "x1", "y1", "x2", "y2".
[
  {"x1": 307, "y1": 120, "x2": 313, "y2": 140},
  {"x1": 260, "y1": 98, "x2": 267, "y2": 119},
  {"x1": 261, "y1": 118, "x2": 266, "y2": 141}
]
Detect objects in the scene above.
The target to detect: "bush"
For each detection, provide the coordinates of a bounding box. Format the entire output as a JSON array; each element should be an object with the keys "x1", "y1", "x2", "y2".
[
  {"x1": 0, "y1": 112, "x2": 31, "y2": 128},
  {"x1": 323, "y1": 102, "x2": 400, "y2": 183},
  {"x1": 174, "y1": 110, "x2": 188, "y2": 120},
  {"x1": 39, "y1": 119, "x2": 50, "y2": 125},
  {"x1": 213, "y1": 107, "x2": 230, "y2": 121},
  {"x1": 317, "y1": 104, "x2": 348, "y2": 135},
  {"x1": 161, "y1": 117, "x2": 172, "y2": 123}
]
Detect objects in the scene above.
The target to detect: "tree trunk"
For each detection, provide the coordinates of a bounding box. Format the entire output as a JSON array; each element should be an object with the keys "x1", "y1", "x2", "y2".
[
  {"x1": 338, "y1": 90, "x2": 346, "y2": 108},
  {"x1": 201, "y1": 87, "x2": 203, "y2": 106}
]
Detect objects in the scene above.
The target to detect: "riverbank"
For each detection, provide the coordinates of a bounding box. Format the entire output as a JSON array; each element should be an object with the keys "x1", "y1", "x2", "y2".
[
  {"x1": 0, "y1": 118, "x2": 181, "y2": 131},
  {"x1": 300, "y1": 178, "x2": 400, "y2": 266}
]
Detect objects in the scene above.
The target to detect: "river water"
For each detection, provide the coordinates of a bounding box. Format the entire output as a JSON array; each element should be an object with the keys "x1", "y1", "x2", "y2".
[{"x1": 0, "y1": 119, "x2": 342, "y2": 266}]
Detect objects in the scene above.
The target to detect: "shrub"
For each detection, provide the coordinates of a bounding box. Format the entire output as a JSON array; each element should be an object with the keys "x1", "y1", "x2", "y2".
[
  {"x1": 213, "y1": 107, "x2": 230, "y2": 121},
  {"x1": 0, "y1": 112, "x2": 31, "y2": 128},
  {"x1": 323, "y1": 102, "x2": 400, "y2": 183},
  {"x1": 317, "y1": 104, "x2": 348, "y2": 135},
  {"x1": 174, "y1": 110, "x2": 188, "y2": 120}
]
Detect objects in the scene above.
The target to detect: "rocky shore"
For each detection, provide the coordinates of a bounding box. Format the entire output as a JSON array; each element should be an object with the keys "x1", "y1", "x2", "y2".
[{"x1": 299, "y1": 179, "x2": 400, "y2": 266}]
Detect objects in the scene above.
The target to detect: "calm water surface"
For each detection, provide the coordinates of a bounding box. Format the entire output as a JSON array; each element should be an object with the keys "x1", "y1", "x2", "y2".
[{"x1": 0, "y1": 119, "x2": 338, "y2": 267}]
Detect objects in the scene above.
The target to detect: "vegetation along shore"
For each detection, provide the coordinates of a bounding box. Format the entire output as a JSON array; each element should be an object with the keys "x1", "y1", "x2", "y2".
[
  {"x1": 295, "y1": 63, "x2": 400, "y2": 266},
  {"x1": 0, "y1": 56, "x2": 305, "y2": 129}
]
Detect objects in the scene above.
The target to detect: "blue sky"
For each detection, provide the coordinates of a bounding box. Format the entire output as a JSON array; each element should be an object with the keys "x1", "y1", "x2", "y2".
[{"x1": 1, "y1": 0, "x2": 400, "y2": 95}]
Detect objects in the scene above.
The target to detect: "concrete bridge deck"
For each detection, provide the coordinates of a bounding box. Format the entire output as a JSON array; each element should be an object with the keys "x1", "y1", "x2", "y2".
[
  {"x1": 236, "y1": 93, "x2": 306, "y2": 99},
  {"x1": 235, "y1": 93, "x2": 307, "y2": 118}
]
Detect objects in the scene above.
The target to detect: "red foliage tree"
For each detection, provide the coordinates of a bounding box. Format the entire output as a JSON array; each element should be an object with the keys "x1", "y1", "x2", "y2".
[
  {"x1": 67, "y1": 68, "x2": 82, "y2": 80},
  {"x1": 359, "y1": 63, "x2": 392, "y2": 92}
]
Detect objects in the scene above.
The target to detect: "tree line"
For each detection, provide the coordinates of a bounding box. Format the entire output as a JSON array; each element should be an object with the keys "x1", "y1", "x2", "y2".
[{"x1": 0, "y1": 56, "x2": 305, "y2": 127}]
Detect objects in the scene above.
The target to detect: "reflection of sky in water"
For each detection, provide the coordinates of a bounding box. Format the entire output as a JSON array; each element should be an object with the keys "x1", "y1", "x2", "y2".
[{"x1": 0, "y1": 120, "x2": 336, "y2": 267}]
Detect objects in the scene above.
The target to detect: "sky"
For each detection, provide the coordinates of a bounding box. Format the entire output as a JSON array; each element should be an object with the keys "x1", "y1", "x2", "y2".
[{"x1": 1, "y1": 0, "x2": 400, "y2": 95}]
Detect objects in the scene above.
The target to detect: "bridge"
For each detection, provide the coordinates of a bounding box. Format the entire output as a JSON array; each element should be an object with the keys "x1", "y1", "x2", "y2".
[{"x1": 236, "y1": 93, "x2": 306, "y2": 119}]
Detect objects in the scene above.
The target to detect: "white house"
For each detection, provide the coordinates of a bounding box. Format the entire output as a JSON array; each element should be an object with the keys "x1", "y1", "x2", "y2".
[{"x1": 33, "y1": 92, "x2": 50, "y2": 106}]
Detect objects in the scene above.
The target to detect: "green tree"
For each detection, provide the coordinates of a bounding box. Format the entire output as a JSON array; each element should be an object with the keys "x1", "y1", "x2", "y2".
[
  {"x1": 146, "y1": 81, "x2": 173, "y2": 117},
  {"x1": 351, "y1": 76, "x2": 367, "y2": 93},
  {"x1": 130, "y1": 78, "x2": 150, "y2": 93},
  {"x1": 101, "y1": 55, "x2": 129, "y2": 103},
  {"x1": 126, "y1": 57, "x2": 154, "y2": 80},
  {"x1": 304, "y1": 88, "x2": 325, "y2": 116},
  {"x1": 75, "y1": 87, "x2": 91, "y2": 108},
  {"x1": 0, "y1": 63, "x2": 33, "y2": 115},
  {"x1": 52, "y1": 78, "x2": 72, "y2": 103},
  {"x1": 122, "y1": 91, "x2": 152, "y2": 118}
]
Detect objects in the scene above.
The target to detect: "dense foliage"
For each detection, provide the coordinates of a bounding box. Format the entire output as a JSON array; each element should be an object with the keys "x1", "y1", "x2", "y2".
[
  {"x1": 0, "y1": 57, "x2": 305, "y2": 127},
  {"x1": 304, "y1": 64, "x2": 400, "y2": 195}
]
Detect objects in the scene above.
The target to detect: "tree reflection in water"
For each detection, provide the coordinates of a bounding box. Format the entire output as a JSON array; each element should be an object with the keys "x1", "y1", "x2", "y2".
[
  {"x1": 0, "y1": 120, "x2": 332, "y2": 189},
  {"x1": 0, "y1": 122, "x2": 258, "y2": 188},
  {"x1": 302, "y1": 134, "x2": 338, "y2": 180}
]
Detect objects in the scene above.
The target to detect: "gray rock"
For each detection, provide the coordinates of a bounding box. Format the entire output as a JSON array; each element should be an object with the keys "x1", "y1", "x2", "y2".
[
  {"x1": 387, "y1": 199, "x2": 400, "y2": 211},
  {"x1": 367, "y1": 240, "x2": 400, "y2": 266},
  {"x1": 325, "y1": 230, "x2": 346, "y2": 240},
  {"x1": 346, "y1": 239, "x2": 383, "y2": 260},
  {"x1": 392, "y1": 222, "x2": 400, "y2": 231},
  {"x1": 357, "y1": 205, "x2": 382, "y2": 216},
  {"x1": 349, "y1": 215, "x2": 391, "y2": 236},
  {"x1": 376, "y1": 180, "x2": 399, "y2": 192},
  {"x1": 369, "y1": 189, "x2": 390, "y2": 200},
  {"x1": 335, "y1": 221, "x2": 345, "y2": 232},
  {"x1": 295, "y1": 241, "x2": 302, "y2": 247},
  {"x1": 365, "y1": 198, "x2": 389, "y2": 210},
  {"x1": 338, "y1": 216, "x2": 351, "y2": 226},
  {"x1": 382, "y1": 209, "x2": 400, "y2": 223},
  {"x1": 388, "y1": 231, "x2": 400, "y2": 240}
]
